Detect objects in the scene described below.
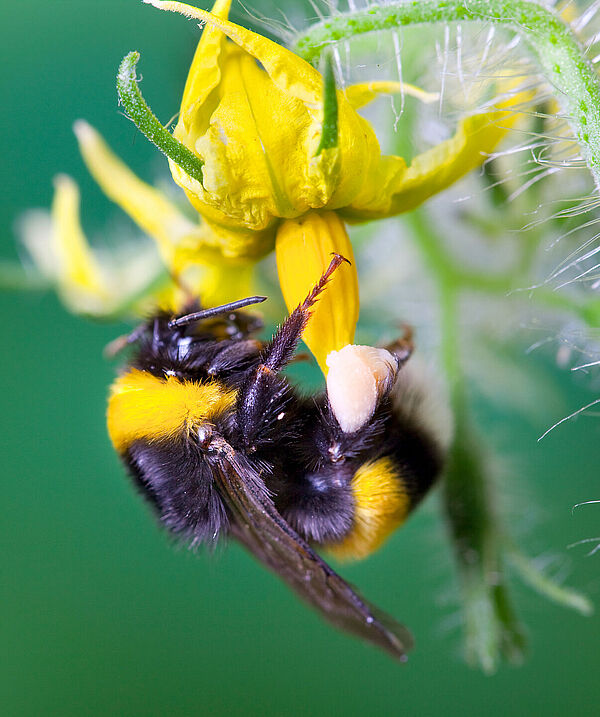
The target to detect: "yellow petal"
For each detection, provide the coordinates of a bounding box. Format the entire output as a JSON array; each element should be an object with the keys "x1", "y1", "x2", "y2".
[
  {"x1": 146, "y1": 0, "x2": 388, "y2": 236},
  {"x1": 51, "y1": 175, "x2": 175, "y2": 317},
  {"x1": 344, "y1": 81, "x2": 438, "y2": 110},
  {"x1": 144, "y1": 0, "x2": 322, "y2": 103},
  {"x1": 276, "y1": 211, "x2": 358, "y2": 375},
  {"x1": 343, "y1": 91, "x2": 530, "y2": 220},
  {"x1": 195, "y1": 50, "x2": 309, "y2": 219},
  {"x1": 51, "y1": 174, "x2": 108, "y2": 302},
  {"x1": 179, "y1": 0, "x2": 232, "y2": 132},
  {"x1": 74, "y1": 120, "x2": 198, "y2": 266},
  {"x1": 172, "y1": 47, "x2": 368, "y2": 232},
  {"x1": 71, "y1": 120, "x2": 257, "y2": 313}
]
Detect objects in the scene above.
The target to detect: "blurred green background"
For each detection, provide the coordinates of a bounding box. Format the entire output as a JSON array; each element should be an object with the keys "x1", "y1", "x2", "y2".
[{"x1": 2, "y1": 2, "x2": 599, "y2": 715}]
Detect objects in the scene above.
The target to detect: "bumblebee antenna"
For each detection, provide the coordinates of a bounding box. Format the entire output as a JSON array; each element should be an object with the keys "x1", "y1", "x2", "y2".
[{"x1": 169, "y1": 295, "x2": 268, "y2": 329}]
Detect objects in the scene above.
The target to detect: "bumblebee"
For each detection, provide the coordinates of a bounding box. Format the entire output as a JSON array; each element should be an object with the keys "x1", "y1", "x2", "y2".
[{"x1": 107, "y1": 256, "x2": 448, "y2": 660}]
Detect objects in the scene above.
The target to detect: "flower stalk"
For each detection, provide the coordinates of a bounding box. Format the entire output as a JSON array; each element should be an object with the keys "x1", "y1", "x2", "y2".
[
  {"x1": 444, "y1": 406, "x2": 528, "y2": 671},
  {"x1": 407, "y1": 207, "x2": 592, "y2": 672}
]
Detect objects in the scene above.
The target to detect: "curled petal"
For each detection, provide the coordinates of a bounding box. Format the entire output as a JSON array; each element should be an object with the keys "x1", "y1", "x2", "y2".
[
  {"x1": 276, "y1": 211, "x2": 358, "y2": 374},
  {"x1": 344, "y1": 81, "x2": 438, "y2": 110},
  {"x1": 52, "y1": 126, "x2": 255, "y2": 316},
  {"x1": 50, "y1": 176, "x2": 173, "y2": 317},
  {"x1": 343, "y1": 90, "x2": 532, "y2": 220}
]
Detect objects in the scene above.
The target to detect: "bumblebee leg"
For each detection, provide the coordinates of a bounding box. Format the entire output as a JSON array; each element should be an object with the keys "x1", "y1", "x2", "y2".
[
  {"x1": 262, "y1": 253, "x2": 347, "y2": 372},
  {"x1": 383, "y1": 324, "x2": 414, "y2": 367},
  {"x1": 237, "y1": 254, "x2": 346, "y2": 451}
]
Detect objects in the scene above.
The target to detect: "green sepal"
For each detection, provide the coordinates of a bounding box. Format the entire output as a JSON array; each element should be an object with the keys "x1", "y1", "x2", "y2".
[
  {"x1": 117, "y1": 51, "x2": 205, "y2": 185},
  {"x1": 315, "y1": 53, "x2": 339, "y2": 156}
]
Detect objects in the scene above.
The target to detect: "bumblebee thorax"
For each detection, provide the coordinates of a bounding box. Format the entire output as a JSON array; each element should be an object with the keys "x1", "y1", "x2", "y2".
[{"x1": 107, "y1": 368, "x2": 237, "y2": 454}]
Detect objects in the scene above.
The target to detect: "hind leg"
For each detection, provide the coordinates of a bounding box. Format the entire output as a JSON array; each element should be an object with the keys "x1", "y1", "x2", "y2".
[{"x1": 236, "y1": 254, "x2": 348, "y2": 452}]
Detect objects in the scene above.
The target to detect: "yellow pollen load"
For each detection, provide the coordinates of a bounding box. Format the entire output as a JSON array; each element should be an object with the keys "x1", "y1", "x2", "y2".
[
  {"x1": 107, "y1": 368, "x2": 236, "y2": 453},
  {"x1": 327, "y1": 457, "x2": 410, "y2": 561}
]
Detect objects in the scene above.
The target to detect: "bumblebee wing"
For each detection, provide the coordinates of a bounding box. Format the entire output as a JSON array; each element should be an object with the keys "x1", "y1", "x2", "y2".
[{"x1": 213, "y1": 449, "x2": 413, "y2": 661}]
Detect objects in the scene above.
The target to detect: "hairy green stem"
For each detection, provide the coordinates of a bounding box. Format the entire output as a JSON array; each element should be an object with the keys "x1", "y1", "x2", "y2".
[
  {"x1": 409, "y1": 209, "x2": 525, "y2": 671},
  {"x1": 117, "y1": 51, "x2": 205, "y2": 185},
  {"x1": 456, "y1": 270, "x2": 600, "y2": 326},
  {"x1": 444, "y1": 408, "x2": 527, "y2": 670},
  {"x1": 407, "y1": 207, "x2": 592, "y2": 668},
  {"x1": 405, "y1": 208, "x2": 600, "y2": 326},
  {"x1": 294, "y1": 0, "x2": 600, "y2": 187}
]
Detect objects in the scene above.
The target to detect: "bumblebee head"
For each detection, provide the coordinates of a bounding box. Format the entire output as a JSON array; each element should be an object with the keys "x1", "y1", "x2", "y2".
[{"x1": 105, "y1": 295, "x2": 269, "y2": 385}]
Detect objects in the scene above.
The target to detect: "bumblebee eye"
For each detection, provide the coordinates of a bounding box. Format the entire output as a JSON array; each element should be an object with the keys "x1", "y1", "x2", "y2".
[
  {"x1": 177, "y1": 336, "x2": 193, "y2": 361},
  {"x1": 325, "y1": 345, "x2": 399, "y2": 433}
]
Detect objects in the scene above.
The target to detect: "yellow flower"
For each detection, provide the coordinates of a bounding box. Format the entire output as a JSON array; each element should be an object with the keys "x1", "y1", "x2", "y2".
[
  {"x1": 21, "y1": 0, "x2": 525, "y2": 372},
  {"x1": 142, "y1": 0, "x2": 527, "y2": 372}
]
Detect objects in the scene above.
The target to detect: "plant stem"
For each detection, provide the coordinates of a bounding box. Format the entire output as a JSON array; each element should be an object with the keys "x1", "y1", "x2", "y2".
[
  {"x1": 444, "y1": 407, "x2": 527, "y2": 671},
  {"x1": 293, "y1": 0, "x2": 600, "y2": 187},
  {"x1": 408, "y1": 209, "x2": 526, "y2": 671}
]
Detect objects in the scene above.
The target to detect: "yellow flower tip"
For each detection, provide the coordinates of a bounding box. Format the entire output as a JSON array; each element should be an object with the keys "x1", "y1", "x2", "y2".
[
  {"x1": 275, "y1": 211, "x2": 359, "y2": 375},
  {"x1": 50, "y1": 172, "x2": 109, "y2": 308},
  {"x1": 72, "y1": 118, "x2": 96, "y2": 146},
  {"x1": 52, "y1": 172, "x2": 77, "y2": 195},
  {"x1": 142, "y1": 0, "x2": 205, "y2": 22},
  {"x1": 73, "y1": 119, "x2": 113, "y2": 175},
  {"x1": 71, "y1": 116, "x2": 202, "y2": 268},
  {"x1": 344, "y1": 81, "x2": 439, "y2": 110}
]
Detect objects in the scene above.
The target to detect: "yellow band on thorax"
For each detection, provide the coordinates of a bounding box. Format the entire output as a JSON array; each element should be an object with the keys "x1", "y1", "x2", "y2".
[
  {"x1": 107, "y1": 368, "x2": 236, "y2": 453},
  {"x1": 327, "y1": 456, "x2": 410, "y2": 561}
]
